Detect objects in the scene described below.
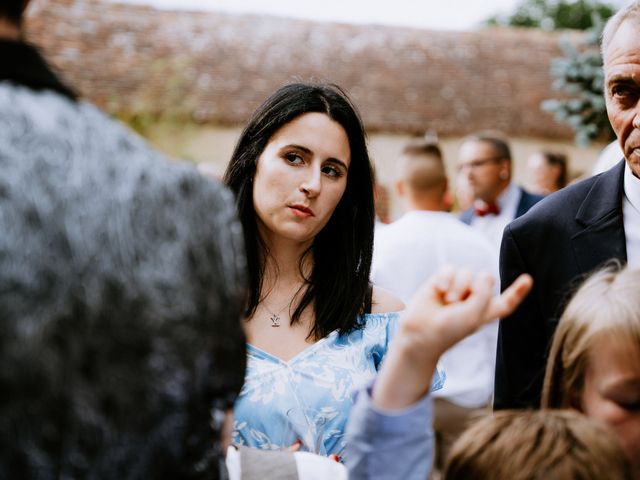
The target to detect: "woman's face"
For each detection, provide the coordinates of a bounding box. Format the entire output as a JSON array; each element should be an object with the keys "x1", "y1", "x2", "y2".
[
  {"x1": 582, "y1": 338, "x2": 640, "y2": 476},
  {"x1": 252, "y1": 112, "x2": 350, "y2": 247},
  {"x1": 527, "y1": 153, "x2": 560, "y2": 195}
]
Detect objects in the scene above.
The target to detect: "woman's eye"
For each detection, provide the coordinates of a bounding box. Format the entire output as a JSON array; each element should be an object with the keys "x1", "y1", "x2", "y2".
[
  {"x1": 285, "y1": 153, "x2": 303, "y2": 165},
  {"x1": 322, "y1": 165, "x2": 342, "y2": 178}
]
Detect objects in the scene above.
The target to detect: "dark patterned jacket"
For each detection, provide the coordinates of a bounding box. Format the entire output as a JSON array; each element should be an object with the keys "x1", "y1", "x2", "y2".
[{"x1": 0, "y1": 39, "x2": 246, "y2": 480}]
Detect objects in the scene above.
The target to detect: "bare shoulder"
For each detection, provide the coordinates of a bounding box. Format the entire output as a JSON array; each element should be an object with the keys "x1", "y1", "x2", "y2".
[{"x1": 371, "y1": 286, "x2": 405, "y2": 314}]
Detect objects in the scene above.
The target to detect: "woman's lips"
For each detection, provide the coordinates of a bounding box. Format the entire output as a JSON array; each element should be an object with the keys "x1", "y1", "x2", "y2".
[{"x1": 289, "y1": 205, "x2": 314, "y2": 218}]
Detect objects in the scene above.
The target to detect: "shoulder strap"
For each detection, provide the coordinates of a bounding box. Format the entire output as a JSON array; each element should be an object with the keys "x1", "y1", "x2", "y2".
[{"x1": 238, "y1": 446, "x2": 299, "y2": 480}]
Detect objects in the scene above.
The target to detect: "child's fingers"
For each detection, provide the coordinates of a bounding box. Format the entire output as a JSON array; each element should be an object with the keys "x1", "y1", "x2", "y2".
[
  {"x1": 444, "y1": 268, "x2": 474, "y2": 303},
  {"x1": 433, "y1": 265, "x2": 456, "y2": 295},
  {"x1": 487, "y1": 274, "x2": 533, "y2": 319}
]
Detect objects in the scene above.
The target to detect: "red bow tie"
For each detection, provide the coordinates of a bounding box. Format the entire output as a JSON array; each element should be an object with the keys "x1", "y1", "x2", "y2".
[{"x1": 474, "y1": 202, "x2": 501, "y2": 217}]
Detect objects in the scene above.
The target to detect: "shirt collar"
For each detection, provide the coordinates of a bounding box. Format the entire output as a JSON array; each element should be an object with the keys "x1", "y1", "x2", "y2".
[
  {"x1": 624, "y1": 162, "x2": 640, "y2": 215},
  {"x1": 496, "y1": 182, "x2": 519, "y2": 211}
]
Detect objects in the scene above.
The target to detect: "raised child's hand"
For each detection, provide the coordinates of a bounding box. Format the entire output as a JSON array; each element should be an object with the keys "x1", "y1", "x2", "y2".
[{"x1": 373, "y1": 269, "x2": 532, "y2": 410}]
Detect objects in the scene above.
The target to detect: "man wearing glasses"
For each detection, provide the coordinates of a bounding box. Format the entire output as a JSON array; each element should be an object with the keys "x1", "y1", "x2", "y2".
[{"x1": 458, "y1": 134, "x2": 542, "y2": 255}]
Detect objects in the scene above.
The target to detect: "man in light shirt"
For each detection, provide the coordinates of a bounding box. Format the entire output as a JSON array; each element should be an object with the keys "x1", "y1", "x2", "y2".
[
  {"x1": 495, "y1": 1, "x2": 640, "y2": 410},
  {"x1": 371, "y1": 140, "x2": 499, "y2": 471}
]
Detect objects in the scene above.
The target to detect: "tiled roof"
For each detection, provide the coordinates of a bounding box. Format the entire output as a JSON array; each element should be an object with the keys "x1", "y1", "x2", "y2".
[{"x1": 26, "y1": 0, "x2": 586, "y2": 138}]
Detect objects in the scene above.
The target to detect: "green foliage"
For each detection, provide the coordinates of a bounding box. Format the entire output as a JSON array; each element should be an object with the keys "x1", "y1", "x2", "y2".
[
  {"x1": 107, "y1": 57, "x2": 199, "y2": 137},
  {"x1": 541, "y1": 16, "x2": 615, "y2": 145},
  {"x1": 486, "y1": 0, "x2": 616, "y2": 30},
  {"x1": 487, "y1": 0, "x2": 617, "y2": 144}
]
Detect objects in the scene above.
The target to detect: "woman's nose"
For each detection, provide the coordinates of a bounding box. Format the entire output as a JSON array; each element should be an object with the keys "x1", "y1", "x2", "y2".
[{"x1": 299, "y1": 168, "x2": 321, "y2": 197}]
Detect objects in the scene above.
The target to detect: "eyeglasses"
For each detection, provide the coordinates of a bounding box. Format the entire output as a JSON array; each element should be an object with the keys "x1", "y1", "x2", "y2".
[{"x1": 457, "y1": 156, "x2": 504, "y2": 172}]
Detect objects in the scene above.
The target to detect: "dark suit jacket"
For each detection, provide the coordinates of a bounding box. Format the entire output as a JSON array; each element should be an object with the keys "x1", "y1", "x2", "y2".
[
  {"x1": 495, "y1": 161, "x2": 627, "y2": 409},
  {"x1": 459, "y1": 186, "x2": 543, "y2": 225}
]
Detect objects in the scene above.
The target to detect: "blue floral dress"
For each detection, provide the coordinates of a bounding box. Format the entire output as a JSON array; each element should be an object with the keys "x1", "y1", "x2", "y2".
[{"x1": 232, "y1": 312, "x2": 445, "y2": 457}]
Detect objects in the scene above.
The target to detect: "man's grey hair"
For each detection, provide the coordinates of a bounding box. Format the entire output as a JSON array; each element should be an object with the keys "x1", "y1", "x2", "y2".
[{"x1": 601, "y1": 1, "x2": 640, "y2": 60}]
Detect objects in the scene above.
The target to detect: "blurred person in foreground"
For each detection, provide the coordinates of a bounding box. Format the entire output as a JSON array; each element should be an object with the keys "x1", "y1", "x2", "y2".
[
  {"x1": 526, "y1": 150, "x2": 569, "y2": 195},
  {"x1": 370, "y1": 140, "x2": 498, "y2": 471},
  {"x1": 542, "y1": 264, "x2": 640, "y2": 479},
  {"x1": 496, "y1": 1, "x2": 640, "y2": 410},
  {"x1": 458, "y1": 133, "x2": 542, "y2": 254},
  {"x1": 0, "y1": 2, "x2": 249, "y2": 478}
]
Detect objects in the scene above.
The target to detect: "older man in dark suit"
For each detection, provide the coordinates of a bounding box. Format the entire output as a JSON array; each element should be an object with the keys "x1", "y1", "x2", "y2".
[{"x1": 495, "y1": 1, "x2": 640, "y2": 409}]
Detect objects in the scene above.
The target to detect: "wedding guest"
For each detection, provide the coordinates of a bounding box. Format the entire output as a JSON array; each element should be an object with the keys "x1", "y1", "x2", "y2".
[
  {"x1": 496, "y1": 1, "x2": 640, "y2": 409},
  {"x1": 224, "y1": 82, "x2": 431, "y2": 457},
  {"x1": 527, "y1": 150, "x2": 568, "y2": 195},
  {"x1": 0, "y1": 3, "x2": 247, "y2": 470}
]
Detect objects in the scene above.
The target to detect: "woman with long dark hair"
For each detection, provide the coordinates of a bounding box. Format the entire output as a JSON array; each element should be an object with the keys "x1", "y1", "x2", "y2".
[{"x1": 224, "y1": 82, "x2": 441, "y2": 457}]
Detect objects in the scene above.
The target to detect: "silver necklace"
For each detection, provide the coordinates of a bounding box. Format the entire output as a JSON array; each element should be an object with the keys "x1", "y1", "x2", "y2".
[{"x1": 262, "y1": 301, "x2": 291, "y2": 328}]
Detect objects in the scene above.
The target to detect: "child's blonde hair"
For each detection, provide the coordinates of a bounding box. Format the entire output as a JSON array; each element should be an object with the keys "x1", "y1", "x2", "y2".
[
  {"x1": 542, "y1": 263, "x2": 640, "y2": 409},
  {"x1": 445, "y1": 409, "x2": 631, "y2": 479}
]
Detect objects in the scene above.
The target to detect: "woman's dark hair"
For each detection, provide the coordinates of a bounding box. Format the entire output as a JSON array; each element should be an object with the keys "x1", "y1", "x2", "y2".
[
  {"x1": 540, "y1": 151, "x2": 569, "y2": 190},
  {"x1": 224, "y1": 82, "x2": 375, "y2": 340},
  {"x1": 0, "y1": 0, "x2": 28, "y2": 25}
]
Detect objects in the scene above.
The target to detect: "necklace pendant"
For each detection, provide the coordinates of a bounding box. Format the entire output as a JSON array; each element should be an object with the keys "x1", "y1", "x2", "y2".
[{"x1": 270, "y1": 314, "x2": 281, "y2": 328}]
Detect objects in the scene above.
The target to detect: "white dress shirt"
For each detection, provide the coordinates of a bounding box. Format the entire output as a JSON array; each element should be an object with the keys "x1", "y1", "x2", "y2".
[
  {"x1": 470, "y1": 182, "x2": 522, "y2": 258},
  {"x1": 371, "y1": 211, "x2": 498, "y2": 408},
  {"x1": 623, "y1": 162, "x2": 640, "y2": 267}
]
